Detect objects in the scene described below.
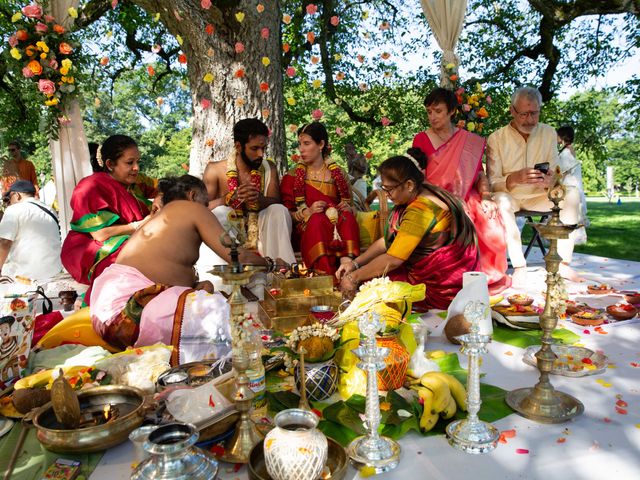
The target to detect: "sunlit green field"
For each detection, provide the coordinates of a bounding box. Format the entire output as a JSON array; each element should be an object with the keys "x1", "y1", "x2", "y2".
[{"x1": 522, "y1": 197, "x2": 640, "y2": 262}]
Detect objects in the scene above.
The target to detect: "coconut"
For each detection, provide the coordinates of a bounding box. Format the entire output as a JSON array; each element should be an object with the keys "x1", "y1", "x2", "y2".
[{"x1": 444, "y1": 313, "x2": 471, "y2": 345}]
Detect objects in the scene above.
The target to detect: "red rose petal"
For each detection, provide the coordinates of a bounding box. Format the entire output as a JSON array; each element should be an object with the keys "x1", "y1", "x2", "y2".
[
  {"x1": 615, "y1": 407, "x2": 628, "y2": 415},
  {"x1": 603, "y1": 417, "x2": 612, "y2": 423},
  {"x1": 581, "y1": 358, "x2": 593, "y2": 365},
  {"x1": 516, "y1": 448, "x2": 529, "y2": 454},
  {"x1": 583, "y1": 329, "x2": 591, "y2": 334},
  {"x1": 556, "y1": 437, "x2": 566, "y2": 443},
  {"x1": 616, "y1": 399, "x2": 628, "y2": 407}
]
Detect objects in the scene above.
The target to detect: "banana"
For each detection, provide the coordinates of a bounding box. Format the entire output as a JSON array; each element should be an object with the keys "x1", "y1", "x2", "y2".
[
  {"x1": 419, "y1": 373, "x2": 452, "y2": 412},
  {"x1": 414, "y1": 387, "x2": 440, "y2": 432},
  {"x1": 424, "y1": 372, "x2": 467, "y2": 411},
  {"x1": 14, "y1": 365, "x2": 90, "y2": 390},
  {"x1": 440, "y1": 395, "x2": 457, "y2": 419},
  {"x1": 420, "y1": 408, "x2": 440, "y2": 432}
]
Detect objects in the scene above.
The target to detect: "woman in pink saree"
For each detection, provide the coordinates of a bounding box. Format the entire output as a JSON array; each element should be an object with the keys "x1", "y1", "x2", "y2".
[{"x1": 413, "y1": 88, "x2": 510, "y2": 293}]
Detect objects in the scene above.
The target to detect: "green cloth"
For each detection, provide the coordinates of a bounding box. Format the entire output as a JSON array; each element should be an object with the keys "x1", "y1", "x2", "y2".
[
  {"x1": 491, "y1": 323, "x2": 580, "y2": 348},
  {"x1": 0, "y1": 423, "x2": 104, "y2": 480}
]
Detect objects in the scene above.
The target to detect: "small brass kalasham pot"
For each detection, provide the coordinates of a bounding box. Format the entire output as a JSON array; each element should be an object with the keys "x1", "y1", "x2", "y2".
[{"x1": 32, "y1": 385, "x2": 149, "y2": 453}]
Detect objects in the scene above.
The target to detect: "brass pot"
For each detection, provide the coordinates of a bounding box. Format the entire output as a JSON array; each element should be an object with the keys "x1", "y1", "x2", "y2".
[{"x1": 32, "y1": 385, "x2": 148, "y2": 453}]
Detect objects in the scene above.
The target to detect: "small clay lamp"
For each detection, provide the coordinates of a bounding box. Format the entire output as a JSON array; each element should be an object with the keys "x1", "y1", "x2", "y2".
[{"x1": 59, "y1": 290, "x2": 78, "y2": 312}]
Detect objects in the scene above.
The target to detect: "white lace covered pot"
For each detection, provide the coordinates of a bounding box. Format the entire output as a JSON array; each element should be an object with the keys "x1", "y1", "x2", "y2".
[{"x1": 264, "y1": 408, "x2": 328, "y2": 480}]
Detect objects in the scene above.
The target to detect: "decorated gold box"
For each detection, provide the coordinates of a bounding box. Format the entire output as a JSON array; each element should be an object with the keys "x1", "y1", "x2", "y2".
[{"x1": 259, "y1": 276, "x2": 341, "y2": 333}]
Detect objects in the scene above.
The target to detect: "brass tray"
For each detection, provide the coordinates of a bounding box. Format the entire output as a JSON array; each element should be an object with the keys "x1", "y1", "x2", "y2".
[
  {"x1": 523, "y1": 345, "x2": 608, "y2": 377},
  {"x1": 248, "y1": 437, "x2": 348, "y2": 480}
]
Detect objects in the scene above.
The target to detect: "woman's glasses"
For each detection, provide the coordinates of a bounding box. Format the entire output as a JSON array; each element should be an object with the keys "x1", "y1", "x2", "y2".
[{"x1": 380, "y1": 179, "x2": 407, "y2": 195}]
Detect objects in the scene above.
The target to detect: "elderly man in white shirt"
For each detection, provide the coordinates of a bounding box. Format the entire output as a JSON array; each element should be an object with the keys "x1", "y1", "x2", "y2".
[
  {"x1": 486, "y1": 87, "x2": 581, "y2": 285},
  {"x1": 0, "y1": 180, "x2": 62, "y2": 283}
]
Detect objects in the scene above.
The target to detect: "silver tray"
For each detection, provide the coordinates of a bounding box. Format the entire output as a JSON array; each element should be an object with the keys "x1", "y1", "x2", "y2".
[{"x1": 523, "y1": 345, "x2": 608, "y2": 377}]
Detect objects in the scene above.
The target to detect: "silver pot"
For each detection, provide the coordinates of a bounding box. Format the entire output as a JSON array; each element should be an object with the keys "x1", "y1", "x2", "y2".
[{"x1": 131, "y1": 422, "x2": 219, "y2": 480}]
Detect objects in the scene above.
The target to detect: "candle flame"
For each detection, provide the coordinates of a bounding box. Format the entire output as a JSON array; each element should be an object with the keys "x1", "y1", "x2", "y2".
[{"x1": 103, "y1": 404, "x2": 111, "y2": 420}]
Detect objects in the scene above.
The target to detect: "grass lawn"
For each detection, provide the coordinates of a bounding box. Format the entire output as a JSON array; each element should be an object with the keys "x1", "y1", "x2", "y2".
[{"x1": 522, "y1": 197, "x2": 640, "y2": 262}]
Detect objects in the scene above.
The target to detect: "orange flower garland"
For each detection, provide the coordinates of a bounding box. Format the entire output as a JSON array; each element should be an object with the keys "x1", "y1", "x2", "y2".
[{"x1": 7, "y1": 2, "x2": 81, "y2": 138}]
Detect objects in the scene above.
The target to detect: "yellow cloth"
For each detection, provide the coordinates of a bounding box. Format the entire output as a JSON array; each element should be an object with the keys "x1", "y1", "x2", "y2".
[
  {"x1": 36, "y1": 307, "x2": 119, "y2": 353},
  {"x1": 356, "y1": 210, "x2": 381, "y2": 249},
  {"x1": 387, "y1": 197, "x2": 450, "y2": 261},
  {"x1": 486, "y1": 122, "x2": 558, "y2": 198}
]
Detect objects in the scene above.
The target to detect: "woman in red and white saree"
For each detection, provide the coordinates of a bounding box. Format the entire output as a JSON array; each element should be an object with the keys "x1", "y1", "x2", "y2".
[
  {"x1": 413, "y1": 88, "x2": 510, "y2": 294},
  {"x1": 281, "y1": 122, "x2": 359, "y2": 277}
]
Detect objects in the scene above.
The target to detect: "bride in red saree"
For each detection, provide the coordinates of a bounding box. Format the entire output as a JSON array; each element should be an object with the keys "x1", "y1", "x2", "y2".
[
  {"x1": 413, "y1": 88, "x2": 510, "y2": 293},
  {"x1": 61, "y1": 135, "x2": 156, "y2": 304},
  {"x1": 281, "y1": 122, "x2": 359, "y2": 276}
]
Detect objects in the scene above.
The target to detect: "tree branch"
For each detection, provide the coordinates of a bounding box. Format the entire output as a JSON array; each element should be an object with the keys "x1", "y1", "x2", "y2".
[
  {"x1": 316, "y1": 0, "x2": 383, "y2": 126},
  {"x1": 74, "y1": 0, "x2": 113, "y2": 30}
]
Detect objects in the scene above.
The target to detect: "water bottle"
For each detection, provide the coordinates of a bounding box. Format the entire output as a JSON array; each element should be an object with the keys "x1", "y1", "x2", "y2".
[{"x1": 245, "y1": 330, "x2": 266, "y2": 411}]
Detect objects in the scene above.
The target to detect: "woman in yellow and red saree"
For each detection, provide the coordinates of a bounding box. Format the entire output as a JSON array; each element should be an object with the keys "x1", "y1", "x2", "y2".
[
  {"x1": 413, "y1": 87, "x2": 510, "y2": 293},
  {"x1": 61, "y1": 135, "x2": 157, "y2": 304},
  {"x1": 281, "y1": 122, "x2": 359, "y2": 277},
  {"x1": 337, "y1": 148, "x2": 479, "y2": 311}
]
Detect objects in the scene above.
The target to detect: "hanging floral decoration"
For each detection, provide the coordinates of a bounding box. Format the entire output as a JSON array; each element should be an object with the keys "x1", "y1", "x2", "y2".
[
  {"x1": 7, "y1": 2, "x2": 82, "y2": 138},
  {"x1": 444, "y1": 63, "x2": 491, "y2": 134}
]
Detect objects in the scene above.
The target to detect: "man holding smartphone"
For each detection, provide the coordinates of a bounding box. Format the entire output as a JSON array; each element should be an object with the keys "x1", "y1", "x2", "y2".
[{"x1": 486, "y1": 87, "x2": 581, "y2": 286}]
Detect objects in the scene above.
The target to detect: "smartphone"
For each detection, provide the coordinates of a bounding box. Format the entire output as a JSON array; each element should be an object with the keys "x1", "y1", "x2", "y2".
[
  {"x1": 42, "y1": 459, "x2": 81, "y2": 480},
  {"x1": 533, "y1": 162, "x2": 549, "y2": 174}
]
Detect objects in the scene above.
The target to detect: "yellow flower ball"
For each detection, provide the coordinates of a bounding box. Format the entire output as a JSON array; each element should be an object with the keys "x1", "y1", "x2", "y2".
[
  {"x1": 312, "y1": 79, "x2": 322, "y2": 88},
  {"x1": 286, "y1": 97, "x2": 296, "y2": 105},
  {"x1": 10, "y1": 48, "x2": 21, "y2": 60}
]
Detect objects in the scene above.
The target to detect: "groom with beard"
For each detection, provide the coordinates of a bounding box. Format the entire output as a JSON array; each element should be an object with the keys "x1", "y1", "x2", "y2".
[{"x1": 201, "y1": 118, "x2": 296, "y2": 269}]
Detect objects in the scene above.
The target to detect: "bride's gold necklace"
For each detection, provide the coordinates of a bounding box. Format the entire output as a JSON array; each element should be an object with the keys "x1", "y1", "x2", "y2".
[{"x1": 307, "y1": 162, "x2": 326, "y2": 181}]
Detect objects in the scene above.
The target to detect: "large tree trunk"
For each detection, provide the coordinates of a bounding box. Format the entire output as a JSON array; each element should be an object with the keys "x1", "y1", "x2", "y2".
[{"x1": 132, "y1": 0, "x2": 284, "y2": 177}]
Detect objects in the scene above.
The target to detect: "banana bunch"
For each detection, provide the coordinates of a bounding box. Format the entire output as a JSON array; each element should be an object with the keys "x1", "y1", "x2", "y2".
[{"x1": 410, "y1": 371, "x2": 467, "y2": 432}]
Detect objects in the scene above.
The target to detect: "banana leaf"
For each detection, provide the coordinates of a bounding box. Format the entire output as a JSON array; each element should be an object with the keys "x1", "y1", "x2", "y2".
[
  {"x1": 266, "y1": 352, "x2": 514, "y2": 446},
  {"x1": 492, "y1": 323, "x2": 580, "y2": 348}
]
